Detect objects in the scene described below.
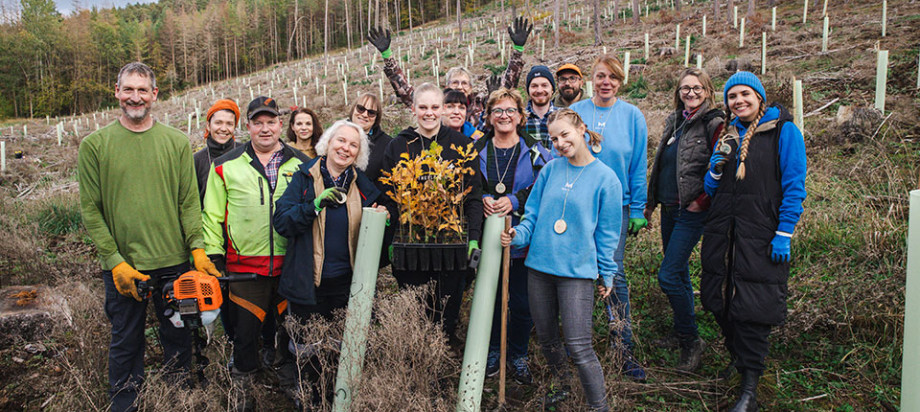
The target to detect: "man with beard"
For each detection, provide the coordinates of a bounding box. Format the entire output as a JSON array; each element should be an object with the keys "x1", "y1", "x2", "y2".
[
  {"x1": 553, "y1": 64, "x2": 586, "y2": 108},
  {"x1": 523, "y1": 65, "x2": 559, "y2": 149},
  {"x1": 78, "y1": 62, "x2": 221, "y2": 412}
]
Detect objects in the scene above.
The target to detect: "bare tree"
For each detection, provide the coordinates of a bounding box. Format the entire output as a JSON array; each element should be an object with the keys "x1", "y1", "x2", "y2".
[
  {"x1": 346, "y1": 0, "x2": 352, "y2": 50},
  {"x1": 593, "y1": 0, "x2": 600, "y2": 45},
  {"x1": 457, "y1": 0, "x2": 462, "y2": 41},
  {"x1": 324, "y1": 0, "x2": 329, "y2": 67},
  {"x1": 632, "y1": 0, "x2": 640, "y2": 24},
  {"x1": 747, "y1": 0, "x2": 755, "y2": 16},
  {"x1": 554, "y1": 0, "x2": 560, "y2": 48}
]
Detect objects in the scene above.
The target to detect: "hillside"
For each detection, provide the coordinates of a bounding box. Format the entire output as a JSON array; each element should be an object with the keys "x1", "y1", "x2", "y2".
[{"x1": 0, "y1": 0, "x2": 918, "y2": 410}]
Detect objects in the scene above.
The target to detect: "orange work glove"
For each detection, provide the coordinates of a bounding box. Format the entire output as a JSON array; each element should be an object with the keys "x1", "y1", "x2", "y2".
[
  {"x1": 192, "y1": 248, "x2": 222, "y2": 277},
  {"x1": 112, "y1": 262, "x2": 150, "y2": 302}
]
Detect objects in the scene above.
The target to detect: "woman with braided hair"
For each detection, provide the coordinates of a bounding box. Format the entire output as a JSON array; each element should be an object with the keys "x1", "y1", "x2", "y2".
[{"x1": 700, "y1": 71, "x2": 807, "y2": 412}]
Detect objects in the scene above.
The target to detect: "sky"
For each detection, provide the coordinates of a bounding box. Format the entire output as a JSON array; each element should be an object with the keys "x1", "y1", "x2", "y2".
[{"x1": 53, "y1": 0, "x2": 158, "y2": 15}]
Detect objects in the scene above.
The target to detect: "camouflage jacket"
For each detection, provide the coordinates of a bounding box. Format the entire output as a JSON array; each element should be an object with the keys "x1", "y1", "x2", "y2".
[{"x1": 382, "y1": 48, "x2": 525, "y2": 129}]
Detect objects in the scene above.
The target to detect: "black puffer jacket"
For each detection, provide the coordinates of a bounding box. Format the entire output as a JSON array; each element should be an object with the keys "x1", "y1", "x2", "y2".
[
  {"x1": 700, "y1": 104, "x2": 793, "y2": 326},
  {"x1": 193, "y1": 138, "x2": 240, "y2": 207},
  {"x1": 647, "y1": 102, "x2": 723, "y2": 210}
]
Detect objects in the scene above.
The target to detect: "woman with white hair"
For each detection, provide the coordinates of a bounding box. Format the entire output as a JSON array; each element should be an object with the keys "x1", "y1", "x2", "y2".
[{"x1": 273, "y1": 119, "x2": 390, "y2": 407}]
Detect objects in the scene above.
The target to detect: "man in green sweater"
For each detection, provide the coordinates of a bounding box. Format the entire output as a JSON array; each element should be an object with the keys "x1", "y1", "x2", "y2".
[{"x1": 78, "y1": 62, "x2": 221, "y2": 412}]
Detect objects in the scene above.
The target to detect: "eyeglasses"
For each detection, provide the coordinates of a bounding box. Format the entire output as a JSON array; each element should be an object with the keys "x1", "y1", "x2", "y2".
[
  {"x1": 356, "y1": 104, "x2": 378, "y2": 117},
  {"x1": 490, "y1": 107, "x2": 520, "y2": 116},
  {"x1": 679, "y1": 86, "x2": 705, "y2": 95},
  {"x1": 558, "y1": 75, "x2": 582, "y2": 84}
]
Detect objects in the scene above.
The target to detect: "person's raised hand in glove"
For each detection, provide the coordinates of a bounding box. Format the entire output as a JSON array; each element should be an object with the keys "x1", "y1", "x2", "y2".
[
  {"x1": 468, "y1": 240, "x2": 480, "y2": 257},
  {"x1": 314, "y1": 187, "x2": 348, "y2": 213},
  {"x1": 192, "y1": 248, "x2": 221, "y2": 277},
  {"x1": 485, "y1": 74, "x2": 502, "y2": 96},
  {"x1": 367, "y1": 27, "x2": 393, "y2": 58},
  {"x1": 770, "y1": 233, "x2": 792, "y2": 263},
  {"x1": 507, "y1": 16, "x2": 533, "y2": 50},
  {"x1": 627, "y1": 218, "x2": 648, "y2": 236},
  {"x1": 112, "y1": 262, "x2": 150, "y2": 302},
  {"x1": 709, "y1": 151, "x2": 729, "y2": 177}
]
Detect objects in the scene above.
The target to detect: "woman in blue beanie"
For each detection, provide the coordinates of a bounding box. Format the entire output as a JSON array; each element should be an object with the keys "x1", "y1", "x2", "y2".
[{"x1": 701, "y1": 71, "x2": 807, "y2": 411}]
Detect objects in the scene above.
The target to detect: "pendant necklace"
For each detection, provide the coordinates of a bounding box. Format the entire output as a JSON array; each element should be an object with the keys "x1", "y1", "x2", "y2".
[
  {"x1": 591, "y1": 101, "x2": 613, "y2": 154},
  {"x1": 329, "y1": 161, "x2": 350, "y2": 205},
  {"x1": 492, "y1": 141, "x2": 517, "y2": 194},
  {"x1": 554, "y1": 160, "x2": 592, "y2": 234}
]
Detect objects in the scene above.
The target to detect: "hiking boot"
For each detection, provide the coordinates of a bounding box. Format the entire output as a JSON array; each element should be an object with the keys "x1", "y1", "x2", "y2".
[
  {"x1": 677, "y1": 336, "x2": 706, "y2": 372},
  {"x1": 729, "y1": 369, "x2": 760, "y2": 412},
  {"x1": 509, "y1": 356, "x2": 533, "y2": 385},
  {"x1": 260, "y1": 346, "x2": 276, "y2": 369},
  {"x1": 620, "y1": 353, "x2": 647, "y2": 382},
  {"x1": 651, "y1": 331, "x2": 680, "y2": 350},
  {"x1": 486, "y1": 351, "x2": 500, "y2": 377},
  {"x1": 543, "y1": 384, "x2": 571, "y2": 407},
  {"x1": 229, "y1": 367, "x2": 255, "y2": 412}
]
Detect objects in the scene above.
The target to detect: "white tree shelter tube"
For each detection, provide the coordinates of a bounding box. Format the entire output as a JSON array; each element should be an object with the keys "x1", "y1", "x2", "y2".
[
  {"x1": 456, "y1": 214, "x2": 505, "y2": 412},
  {"x1": 332, "y1": 208, "x2": 387, "y2": 412}
]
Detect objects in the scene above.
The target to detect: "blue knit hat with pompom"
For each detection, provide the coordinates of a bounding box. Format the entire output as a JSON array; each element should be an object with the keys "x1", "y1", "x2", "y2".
[{"x1": 723, "y1": 71, "x2": 766, "y2": 105}]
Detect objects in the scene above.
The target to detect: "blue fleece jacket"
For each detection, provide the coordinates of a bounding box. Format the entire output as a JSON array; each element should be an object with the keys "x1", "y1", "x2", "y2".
[
  {"x1": 570, "y1": 99, "x2": 648, "y2": 219},
  {"x1": 703, "y1": 106, "x2": 807, "y2": 233},
  {"x1": 511, "y1": 158, "x2": 622, "y2": 287}
]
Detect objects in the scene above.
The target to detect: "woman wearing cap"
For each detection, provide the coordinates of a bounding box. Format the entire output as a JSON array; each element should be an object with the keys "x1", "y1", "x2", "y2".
[
  {"x1": 645, "y1": 67, "x2": 724, "y2": 372},
  {"x1": 381, "y1": 83, "x2": 483, "y2": 343},
  {"x1": 443, "y1": 88, "x2": 484, "y2": 140},
  {"x1": 347, "y1": 93, "x2": 392, "y2": 186},
  {"x1": 501, "y1": 108, "x2": 620, "y2": 411},
  {"x1": 273, "y1": 119, "x2": 389, "y2": 408},
  {"x1": 287, "y1": 107, "x2": 323, "y2": 158},
  {"x1": 475, "y1": 88, "x2": 552, "y2": 384},
  {"x1": 569, "y1": 54, "x2": 648, "y2": 380},
  {"x1": 194, "y1": 99, "x2": 241, "y2": 206},
  {"x1": 702, "y1": 71, "x2": 806, "y2": 411}
]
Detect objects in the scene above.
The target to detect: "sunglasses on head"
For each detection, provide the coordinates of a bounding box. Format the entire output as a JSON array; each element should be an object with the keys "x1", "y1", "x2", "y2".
[{"x1": 356, "y1": 104, "x2": 378, "y2": 117}]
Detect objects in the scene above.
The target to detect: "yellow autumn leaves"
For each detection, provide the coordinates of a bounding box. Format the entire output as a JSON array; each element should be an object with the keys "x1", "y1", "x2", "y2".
[{"x1": 380, "y1": 141, "x2": 477, "y2": 243}]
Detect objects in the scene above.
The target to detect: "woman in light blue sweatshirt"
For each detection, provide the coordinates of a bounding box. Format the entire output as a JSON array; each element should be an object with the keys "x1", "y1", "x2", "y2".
[
  {"x1": 570, "y1": 54, "x2": 648, "y2": 379},
  {"x1": 501, "y1": 108, "x2": 620, "y2": 412}
]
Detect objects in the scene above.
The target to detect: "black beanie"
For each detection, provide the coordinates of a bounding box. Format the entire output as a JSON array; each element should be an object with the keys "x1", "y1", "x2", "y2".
[{"x1": 526, "y1": 65, "x2": 556, "y2": 92}]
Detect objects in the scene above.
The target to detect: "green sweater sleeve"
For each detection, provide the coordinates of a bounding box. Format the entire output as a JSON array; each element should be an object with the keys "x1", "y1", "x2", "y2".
[
  {"x1": 202, "y1": 164, "x2": 228, "y2": 256},
  {"x1": 178, "y1": 140, "x2": 205, "y2": 252},
  {"x1": 78, "y1": 135, "x2": 125, "y2": 270}
]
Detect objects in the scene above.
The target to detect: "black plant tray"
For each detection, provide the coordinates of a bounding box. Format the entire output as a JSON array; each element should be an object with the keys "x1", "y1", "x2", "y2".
[{"x1": 391, "y1": 242, "x2": 468, "y2": 272}]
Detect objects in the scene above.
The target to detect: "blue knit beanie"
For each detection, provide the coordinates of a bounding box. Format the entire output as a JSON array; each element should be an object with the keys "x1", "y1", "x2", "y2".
[
  {"x1": 526, "y1": 65, "x2": 556, "y2": 92},
  {"x1": 723, "y1": 71, "x2": 766, "y2": 106}
]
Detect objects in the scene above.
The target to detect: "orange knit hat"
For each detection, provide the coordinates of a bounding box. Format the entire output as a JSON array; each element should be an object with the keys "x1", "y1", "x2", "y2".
[{"x1": 204, "y1": 99, "x2": 241, "y2": 139}]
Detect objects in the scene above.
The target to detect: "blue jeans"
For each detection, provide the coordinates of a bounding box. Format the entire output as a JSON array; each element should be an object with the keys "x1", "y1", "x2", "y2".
[
  {"x1": 658, "y1": 206, "x2": 707, "y2": 338},
  {"x1": 528, "y1": 269, "x2": 608, "y2": 411},
  {"x1": 104, "y1": 263, "x2": 191, "y2": 412},
  {"x1": 607, "y1": 206, "x2": 633, "y2": 350},
  {"x1": 488, "y1": 258, "x2": 532, "y2": 360}
]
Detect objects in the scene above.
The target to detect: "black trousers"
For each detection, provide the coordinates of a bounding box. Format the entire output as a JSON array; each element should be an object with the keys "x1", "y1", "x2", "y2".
[
  {"x1": 392, "y1": 269, "x2": 468, "y2": 337},
  {"x1": 714, "y1": 313, "x2": 772, "y2": 374},
  {"x1": 228, "y1": 274, "x2": 287, "y2": 373}
]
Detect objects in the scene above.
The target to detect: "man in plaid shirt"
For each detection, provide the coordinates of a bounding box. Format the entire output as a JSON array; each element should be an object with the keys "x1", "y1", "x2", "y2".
[{"x1": 523, "y1": 66, "x2": 559, "y2": 150}]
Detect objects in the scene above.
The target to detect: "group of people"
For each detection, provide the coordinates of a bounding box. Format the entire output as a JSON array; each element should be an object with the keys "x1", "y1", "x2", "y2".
[{"x1": 78, "y1": 16, "x2": 806, "y2": 412}]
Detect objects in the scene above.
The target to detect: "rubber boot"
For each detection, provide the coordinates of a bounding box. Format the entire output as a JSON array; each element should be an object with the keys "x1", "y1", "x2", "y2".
[
  {"x1": 677, "y1": 335, "x2": 706, "y2": 372},
  {"x1": 729, "y1": 369, "x2": 760, "y2": 412},
  {"x1": 229, "y1": 367, "x2": 255, "y2": 412}
]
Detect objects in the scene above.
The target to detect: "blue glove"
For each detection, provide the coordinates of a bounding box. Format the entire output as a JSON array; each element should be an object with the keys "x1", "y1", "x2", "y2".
[
  {"x1": 709, "y1": 151, "x2": 729, "y2": 176},
  {"x1": 770, "y1": 234, "x2": 791, "y2": 263}
]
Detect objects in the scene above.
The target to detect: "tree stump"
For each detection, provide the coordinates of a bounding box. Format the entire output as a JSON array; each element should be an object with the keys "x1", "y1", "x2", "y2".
[{"x1": 0, "y1": 286, "x2": 70, "y2": 348}]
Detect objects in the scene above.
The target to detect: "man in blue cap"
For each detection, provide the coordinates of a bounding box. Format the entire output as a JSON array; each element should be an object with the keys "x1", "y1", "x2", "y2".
[{"x1": 523, "y1": 65, "x2": 558, "y2": 149}]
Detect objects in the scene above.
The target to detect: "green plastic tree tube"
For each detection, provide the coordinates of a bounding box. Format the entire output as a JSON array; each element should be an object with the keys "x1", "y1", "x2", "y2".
[
  {"x1": 456, "y1": 214, "x2": 504, "y2": 412},
  {"x1": 332, "y1": 208, "x2": 387, "y2": 412},
  {"x1": 901, "y1": 190, "x2": 920, "y2": 411}
]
